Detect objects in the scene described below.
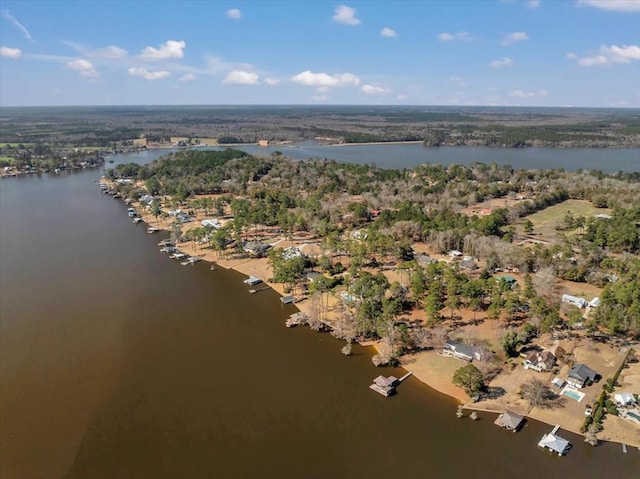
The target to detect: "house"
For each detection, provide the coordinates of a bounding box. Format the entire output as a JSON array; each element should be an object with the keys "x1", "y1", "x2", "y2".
[
  {"x1": 443, "y1": 341, "x2": 479, "y2": 362},
  {"x1": 562, "y1": 294, "x2": 588, "y2": 309},
  {"x1": 588, "y1": 297, "x2": 601, "y2": 308},
  {"x1": 305, "y1": 271, "x2": 322, "y2": 282},
  {"x1": 201, "y1": 218, "x2": 221, "y2": 229},
  {"x1": 567, "y1": 363, "x2": 597, "y2": 389},
  {"x1": 416, "y1": 254, "x2": 437, "y2": 265},
  {"x1": 523, "y1": 350, "x2": 556, "y2": 372},
  {"x1": 614, "y1": 392, "x2": 636, "y2": 406},
  {"x1": 243, "y1": 241, "x2": 271, "y2": 257},
  {"x1": 494, "y1": 410, "x2": 525, "y2": 432},
  {"x1": 538, "y1": 426, "x2": 571, "y2": 456},
  {"x1": 257, "y1": 139, "x2": 270, "y2": 147},
  {"x1": 459, "y1": 257, "x2": 477, "y2": 270},
  {"x1": 551, "y1": 377, "x2": 565, "y2": 388},
  {"x1": 282, "y1": 246, "x2": 305, "y2": 260},
  {"x1": 448, "y1": 250, "x2": 463, "y2": 259}
]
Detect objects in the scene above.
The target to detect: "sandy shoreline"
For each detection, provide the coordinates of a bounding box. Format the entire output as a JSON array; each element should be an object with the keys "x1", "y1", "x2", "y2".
[{"x1": 119, "y1": 192, "x2": 639, "y2": 449}]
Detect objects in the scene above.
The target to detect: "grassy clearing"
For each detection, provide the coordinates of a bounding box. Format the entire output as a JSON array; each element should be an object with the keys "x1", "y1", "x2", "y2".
[
  {"x1": 0, "y1": 143, "x2": 32, "y2": 148},
  {"x1": 521, "y1": 199, "x2": 612, "y2": 238},
  {"x1": 0, "y1": 156, "x2": 16, "y2": 164}
]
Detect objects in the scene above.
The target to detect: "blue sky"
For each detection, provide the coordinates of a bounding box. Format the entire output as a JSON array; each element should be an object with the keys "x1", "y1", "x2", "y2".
[{"x1": 0, "y1": 0, "x2": 639, "y2": 107}]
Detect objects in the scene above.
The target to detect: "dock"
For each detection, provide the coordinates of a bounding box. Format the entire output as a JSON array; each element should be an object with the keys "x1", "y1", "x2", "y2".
[{"x1": 243, "y1": 276, "x2": 263, "y2": 286}]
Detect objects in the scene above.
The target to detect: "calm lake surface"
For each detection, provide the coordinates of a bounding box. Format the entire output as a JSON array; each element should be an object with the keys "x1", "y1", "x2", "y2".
[
  {"x1": 1, "y1": 157, "x2": 639, "y2": 478},
  {"x1": 125, "y1": 142, "x2": 640, "y2": 172}
]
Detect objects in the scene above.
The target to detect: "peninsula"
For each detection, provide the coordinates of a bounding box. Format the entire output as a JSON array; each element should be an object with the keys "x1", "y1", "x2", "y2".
[{"x1": 103, "y1": 148, "x2": 640, "y2": 449}]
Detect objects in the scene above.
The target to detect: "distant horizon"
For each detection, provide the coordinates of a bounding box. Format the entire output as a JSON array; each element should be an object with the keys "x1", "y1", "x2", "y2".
[
  {"x1": 1, "y1": 104, "x2": 639, "y2": 111},
  {"x1": 1, "y1": 1, "x2": 638, "y2": 108}
]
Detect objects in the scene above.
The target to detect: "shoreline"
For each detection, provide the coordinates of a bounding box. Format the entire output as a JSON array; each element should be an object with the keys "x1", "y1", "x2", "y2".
[{"x1": 117, "y1": 190, "x2": 639, "y2": 450}]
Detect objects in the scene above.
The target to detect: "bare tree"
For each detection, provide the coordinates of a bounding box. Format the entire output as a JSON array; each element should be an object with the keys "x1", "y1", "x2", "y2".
[
  {"x1": 519, "y1": 379, "x2": 557, "y2": 408},
  {"x1": 533, "y1": 266, "x2": 556, "y2": 300},
  {"x1": 584, "y1": 423, "x2": 599, "y2": 446},
  {"x1": 430, "y1": 326, "x2": 449, "y2": 350}
]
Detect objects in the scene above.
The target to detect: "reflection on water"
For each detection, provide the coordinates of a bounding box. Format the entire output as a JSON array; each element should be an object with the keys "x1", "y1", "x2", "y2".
[{"x1": 0, "y1": 168, "x2": 638, "y2": 479}]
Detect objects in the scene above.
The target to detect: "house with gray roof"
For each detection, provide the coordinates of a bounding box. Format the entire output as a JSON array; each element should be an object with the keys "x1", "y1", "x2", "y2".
[
  {"x1": 443, "y1": 341, "x2": 479, "y2": 362},
  {"x1": 567, "y1": 363, "x2": 597, "y2": 389}
]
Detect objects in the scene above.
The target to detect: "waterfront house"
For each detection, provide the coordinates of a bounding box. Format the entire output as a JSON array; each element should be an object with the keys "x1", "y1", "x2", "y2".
[
  {"x1": 538, "y1": 425, "x2": 571, "y2": 456},
  {"x1": 561, "y1": 294, "x2": 588, "y2": 309},
  {"x1": 443, "y1": 341, "x2": 479, "y2": 362},
  {"x1": 614, "y1": 392, "x2": 636, "y2": 406},
  {"x1": 523, "y1": 350, "x2": 556, "y2": 372},
  {"x1": 243, "y1": 241, "x2": 271, "y2": 258},
  {"x1": 494, "y1": 410, "x2": 525, "y2": 432},
  {"x1": 567, "y1": 363, "x2": 597, "y2": 389},
  {"x1": 280, "y1": 295, "x2": 295, "y2": 304}
]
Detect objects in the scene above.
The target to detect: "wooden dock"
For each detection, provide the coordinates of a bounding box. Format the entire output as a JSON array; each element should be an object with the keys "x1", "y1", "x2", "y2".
[{"x1": 370, "y1": 371, "x2": 412, "y2": 397}]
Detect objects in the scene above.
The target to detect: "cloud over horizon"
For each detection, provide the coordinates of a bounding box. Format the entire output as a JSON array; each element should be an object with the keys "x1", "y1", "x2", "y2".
[
  {"x1": 490, "y1": 57, "x2": 514, "y2": 68},
  {"x1": 577, "y1": 0, "x2": 640, "y2": 12},
  {"x1": 502, "y1": 32, "x2": 529, "y2": 46},
  {"x1": 380, "y1": 27, "x2": 397, "y2": 38},
  {"x1": 292, "y1": 70, "x2": 360, "y2": 87},
  {"x1": 0, "y1": 46, "x2": 22, "y2": 58},
  {"x1": 227, "y1": 8, "x2": 242, "y2": 19},
  {"x1": 573, "y1": 44, "x2": 640, "y2": 66},
  {"x1": 223, "y1": 70, "x2": 260, "y2": 85},
  {"x1": 139, "y1": 40, "x2": 186, "y2": 61},
  {"x1": 128, "y1": 67, "x2": 171, "y2": 80},
  {"x1": 67, "y1": 59, "x2": 99, "y2": 79},
  {"x1": 438, "y1": 31, "x2": 472, "y2": 42}
]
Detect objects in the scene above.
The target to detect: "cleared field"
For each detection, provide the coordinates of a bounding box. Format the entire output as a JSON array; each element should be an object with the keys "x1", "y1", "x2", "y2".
[
  {"x1": 0, "y1": 156, "x2": 16, "y2": 163},
  {"x1": 521, "y1": 199, "x2": 612, "y2": 238},
  {"x1": 0, "y1": 143, "x2": 31, "y2": 148}
]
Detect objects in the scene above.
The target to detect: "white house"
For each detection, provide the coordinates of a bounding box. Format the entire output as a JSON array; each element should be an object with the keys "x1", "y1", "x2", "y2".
[
  {"x1": 562, "y1": 294, "x2": 588, "y2": 309},
  {"x1": 443, "y1": 341, "x2": 480, "y2": 362},
  {"x1": 614, "y1": 392, "x2": 636, "y2": 406}
]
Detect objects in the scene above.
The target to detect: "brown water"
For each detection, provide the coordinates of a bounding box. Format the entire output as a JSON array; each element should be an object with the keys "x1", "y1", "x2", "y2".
[{"x1": 1, "y1": 168, "x2": 638, "y2": 479}]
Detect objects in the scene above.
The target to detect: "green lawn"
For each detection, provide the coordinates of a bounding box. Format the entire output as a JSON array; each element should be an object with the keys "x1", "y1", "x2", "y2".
[
  {"x1": 521, "y1": 199, "x2": 612, "y2": 238},
  {"x1": 0, "y1": 156, "x2": 16, "y2": 164}
]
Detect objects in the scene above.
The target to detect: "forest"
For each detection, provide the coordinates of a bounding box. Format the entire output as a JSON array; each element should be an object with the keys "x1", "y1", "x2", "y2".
[{"x1": 106, "y1": 149, "x2": 640, "y2": 347}]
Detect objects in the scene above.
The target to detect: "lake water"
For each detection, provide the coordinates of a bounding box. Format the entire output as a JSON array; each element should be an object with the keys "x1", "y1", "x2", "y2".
[
  {"x1": 118, "y1": 142, "x2": 639, "y2": 172},
  {"x1": 1, "y1": 165, "x2": 639, "y2": 478}
]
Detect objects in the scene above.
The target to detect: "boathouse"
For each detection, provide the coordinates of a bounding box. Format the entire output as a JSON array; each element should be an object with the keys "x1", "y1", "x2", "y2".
[
  {"x1": 494, "y1": 411, "x2": 525, "y2": 432},
  {"x1": 538, "y1": 425, "x2": 571, "y2": 456}
]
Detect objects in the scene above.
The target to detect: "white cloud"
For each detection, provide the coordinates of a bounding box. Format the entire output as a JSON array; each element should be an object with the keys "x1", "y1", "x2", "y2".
[
  {"x1": 576, "y1": 1, "x2": 640, "y2": 12},
  {"x1": 528, "y1": 0, "x2": 541, "y2": 7},
  {"x1": 312, "y1": 94, "x2": 330, "y2": 101},
  {"x1": 438, "y1": 31, "x2": 471, "y2": 42},
  {"x1": 92, "y1": 45, "x2": 128, "y2": 59},
  {"x1": 509, "y1": 89, "x2": 549, "y2": 98},
  {"x1": 566, "y1": 52, "x2": 577, "y2": 59},
  {"x1": 502, "y1": 31, "x2": 529, "y2": 46},
  {"x1": 223, "y1": 70, "x2": 260, "y2": 85},
  {"x1": 1, "y1": 10, "x2": 34, "y2": 43},
  {"x1": 227, "y1": 8, "x2": 242, "y2": 19},
  {"x1": 362, "y1": 84, "x2": 390, "y2": 95},
  {"x1": 489, "y1": 57, "x2": 514, "y2": 68},
  {"x1": 450, "y1": 76, "x2": 467, "y2": 87},
  {"x1": 139, "y1": 40, "x2": 186, "y2": 61},
  {"x1": 332, "y1": 5, "x2": 361, "y2": 25},
  {"x1": 128, "y1": 67, "x2": 171, "y2": 80},
  {"x1": 264, "y1": 77, "x2": 281, "y2": 86},
  {"x1": 0, "y1": 46, "x2": 22, "y2": 58},
  {"x1": 179, "y1": 73, "x2": 197, "y2": 82},
  {"x1": 380, "y1": 27, "x2": 397, "y2": 38},
  {"x1": 574, "y1": 44, "x2": 640, "y2": 66},
  {"x1": 67, "y1": 59, "x2": 99, "y2": 79},
  {"x1": 396, "y1": 94, "x2": 408, "y2": 101},
  {"x1": 291, "y1": 70, "x2": 360, "y2": 87}
]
